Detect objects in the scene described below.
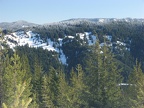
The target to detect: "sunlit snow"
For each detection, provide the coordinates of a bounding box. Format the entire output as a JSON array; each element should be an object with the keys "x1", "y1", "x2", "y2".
[{"x1": 4, "y1": 31, "x2": 98, "y2": 65}]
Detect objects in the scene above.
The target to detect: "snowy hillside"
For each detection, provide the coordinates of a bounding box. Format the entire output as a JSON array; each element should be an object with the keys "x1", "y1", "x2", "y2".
[
  {"x1": 0, "y1": 20, "x2": 38, "y2": 30},
  {"x1": 3, "y1": 30, "x2": 98, "y2": 65},
  {"x1": 2, "y1": 25, "x2": 131, "y2": 65}
]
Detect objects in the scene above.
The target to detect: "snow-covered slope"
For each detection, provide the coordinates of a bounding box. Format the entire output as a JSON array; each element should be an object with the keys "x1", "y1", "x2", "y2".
[
  {"x1": 4, "y1": 31, "x2": 55, "y2": 50},
  {"x1": 3, "y1": 30, "x2": 98, "y2": 65},
  {"x1": 2, "y1": 29, "x2": 129, "y2": 65}
]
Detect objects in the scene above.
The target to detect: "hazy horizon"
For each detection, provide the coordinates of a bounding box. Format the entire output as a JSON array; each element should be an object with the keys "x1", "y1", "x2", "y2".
[
  {"x1": 0, "y1": 0, "x2": 144, "y2": 24},
  {"x1": 1, "y1": 17, "x2": 144, "y2": 25}
]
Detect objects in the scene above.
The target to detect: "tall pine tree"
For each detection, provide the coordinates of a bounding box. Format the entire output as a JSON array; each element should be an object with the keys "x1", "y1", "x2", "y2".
[
  {"x1": 40, "y1": 74, "x2": 54, "y2": 108},
  {"x1": 127, "y1": 60, "x2": 144, "y2": 108},
  {"x1": 57, "y1": 69, "x2": 70, "y2": 108},
  {"x1": 2, "y1": 82, "x2": 32, "y2": 108},
  {"x1": 31, "y1": 57, "x2": 43, "y2": 108},
  {"x1": 3, "y1": 53, "x2": 32, "y2": 106},
  {"x1": 48, "y1": 66, "x2": 59, "y2": 107},
  {"x1": 86, "y1": 41, "x2": 123, "y2": 107},
  {"x1": 70, "y1": 64, "x2": 87, "y2": 108},
  {"x1": 59, "y1": 64, "x2": 87, "y2": 108}
]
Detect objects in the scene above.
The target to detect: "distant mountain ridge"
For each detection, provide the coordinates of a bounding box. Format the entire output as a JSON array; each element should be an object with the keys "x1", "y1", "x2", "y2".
[
  {"x1": 0, "y1": 18, "x2": 144, "y2": 30},
  {"x1": 59, "y1": 18, "x2": 144, "y2": 24},
  {"x1": 0, "y1": 20, "x2": 39, "y2": 30}
]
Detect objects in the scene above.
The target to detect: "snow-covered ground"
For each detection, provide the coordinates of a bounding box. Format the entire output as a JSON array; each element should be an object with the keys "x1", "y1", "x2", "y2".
[
  {"x1": 3, "y1": 31, "x2": 97, "y2": 65},
  {"x1": 4, "y1": 31, "x2": 56, "y2": 51},
  {"x1": 3, "y1": 30, "x2": 130, "y2": 65},
  {"x1": 116, "y1": 41, "x2": 126, "y2": 46},
  {"x1": 76, "y1": 32, "x2": 97, "y2": 45}
]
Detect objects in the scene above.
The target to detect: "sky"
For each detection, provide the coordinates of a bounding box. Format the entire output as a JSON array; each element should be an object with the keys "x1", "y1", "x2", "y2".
[{"x1": 0, "y1": 0, "x2": 144, "y2": 24}]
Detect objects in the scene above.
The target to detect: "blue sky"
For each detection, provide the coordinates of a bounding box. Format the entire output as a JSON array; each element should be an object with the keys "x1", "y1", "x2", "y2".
[{"x1": 0, "y1": 0, "x2": 144, "y2": 24}]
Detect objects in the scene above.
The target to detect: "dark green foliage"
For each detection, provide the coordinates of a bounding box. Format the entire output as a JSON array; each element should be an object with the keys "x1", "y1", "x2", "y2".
[
  {"x1": 40, "y1": 75, "x2": 54, "y2": 108},
  {"x1": 125, "y1": 61, "x2": 144, "y2": 108},
  {"x1": 57, "y1": 70, "x2": 70, "y2": 107},
  {"x1": 48, "y1": 67, "x2": 59, "y2": 106},
  {"x1": 2, "y1": 53, "x2": 32, "y2": 107},
  {"x1": 2, "y1": 82, "x2": 32, "y2": 108},
  {"x1": 62, "y1": 37, "x2": 89, "y2": 70},
  {"x1": 69, "y1": 64, "x2": 88, "y2": 108},
  {"x1": 31, "y1": 58, "x2": 43, "y2": 108},
  {"x1": 85, "y1": 42, "x2": 123, "y2": 108},
  {"x1": 58, "y1": 64, "x2": 87, "y2": 108},
  {"x1": 15, "y1": 45, "x2": 61, "y2": 73},
  {"x1": 130, "y1": 25, "x2": 144, "y2": 63},
  {"x1": 1, "y1": 44, "x2": 144, "y2": 108}
]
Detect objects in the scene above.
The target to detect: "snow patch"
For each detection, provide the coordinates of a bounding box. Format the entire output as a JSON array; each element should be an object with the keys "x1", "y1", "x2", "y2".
[
  {"x1": 104, "y1": 35, "x2": 112, "y2": 41},
  {"x1": 86, "y1": 35, "x2": 97, "y2": 45},
  {"x1": 99, "y1": 19, "x2": 104, "y2": 23},
  {"x1": 117, "y1": 41, "x2": 126, "y2": 46},
  {"x1": 67, "y1": 36, "x2": 74, "y2": 39},
  {"x1": 59, "y1": 49, "x2": 67, "y2": 65},
  {"x1": 76, "y1": 33, "x2": 85, "y2": 39}
]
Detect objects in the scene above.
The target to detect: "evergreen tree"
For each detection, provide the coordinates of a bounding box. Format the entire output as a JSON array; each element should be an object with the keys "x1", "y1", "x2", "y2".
[
  {"x1": 86, "y1": 41, "x2": 122, "y2": 107},
  {"x1": 70, "y1": 64, "x2": 87, "y2": 108},
  {"x1": 48, "y1": 67, "x2": 59, "y2": 107},
  {"x1": 57, "y1": 69, "x2": 70, "y2": 108},
  {"x1": 2, "y1": 82, "x2": 32, "y2": 108},
  {"x1": 60, "y1": 64, "x2": 87, "y2": 108},
  {"x1": 20, "y1": 54, "x2": 32, "y2": 106},
  {"x1": 3, "y1": 53, "x2": 32, "y2": 106},
  {"x1": 101, "y1": 44, "x2": 122, "y2": 107},
  {"x1": 86, "y1": 41, "x2": 103, "y2": 107},
  {"x1": 127, "y1": 61, "x2": 144, "y2": 108},
  {"x1": 31, "y1": 57, "x2": 43, "y2": 108},
  {"x1": 20, "y1": 54, "x2": 31, "y2": 79},
  {"x1": 40, "y1": 75, "x2": 54, "y2": 108}
]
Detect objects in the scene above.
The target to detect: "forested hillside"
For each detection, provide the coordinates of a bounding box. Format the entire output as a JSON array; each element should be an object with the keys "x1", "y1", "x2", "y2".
[{"x1": 0, "y1": 18, "x2": 144, "y2": 108}]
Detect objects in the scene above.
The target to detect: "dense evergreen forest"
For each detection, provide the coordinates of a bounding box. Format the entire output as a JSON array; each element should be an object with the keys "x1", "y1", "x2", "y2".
[{"x1": 0, "y1": 20, "x2": 144, "y2": 108}]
